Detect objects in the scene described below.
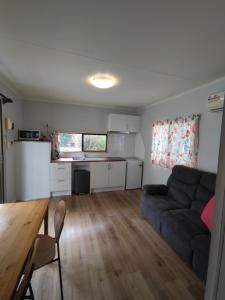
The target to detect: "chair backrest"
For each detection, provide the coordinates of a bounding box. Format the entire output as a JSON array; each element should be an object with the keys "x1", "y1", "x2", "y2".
[
  {"x1": 13, "y1": 238, "x2": 39, "y2": 300},
  {"x1": 54, "y1": 200, "x2": 66, "y2": 242}
]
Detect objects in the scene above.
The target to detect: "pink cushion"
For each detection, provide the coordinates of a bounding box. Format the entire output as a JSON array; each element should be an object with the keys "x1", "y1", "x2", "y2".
[{"x1": 201, "y1": 196, "x2": 215, "y2": 231}]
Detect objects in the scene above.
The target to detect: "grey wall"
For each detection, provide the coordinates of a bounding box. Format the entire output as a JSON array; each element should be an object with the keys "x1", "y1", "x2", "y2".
[
  {"x1": 140, "y1": 77, "x2": 225, "y2": 185},
  {"x1": 0, "y1": 80, "x2": 23, "y2": 202},
  {"x1": 22, "y1": 100, "x2": 139, "y2": 158},
  {"x1": 22, "y1": 100, "x2": 137, "y2": 133}
]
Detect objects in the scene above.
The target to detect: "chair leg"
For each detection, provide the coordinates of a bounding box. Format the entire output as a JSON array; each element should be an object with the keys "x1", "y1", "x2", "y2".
[
  {"x1": 24, "y1": 282, "x2": 34, "y2": 300},
  {"x1": 57, "y1": 242, "x2": 64, "y2": 300},
  {"x1": 28, "y1": 282, "x2": 35, "y2": 300}
]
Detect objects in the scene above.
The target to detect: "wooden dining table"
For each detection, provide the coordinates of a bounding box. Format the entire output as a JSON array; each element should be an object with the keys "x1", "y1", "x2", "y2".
[{"x1": 0, "y1": 200, "x2": 49, "y2": 300}]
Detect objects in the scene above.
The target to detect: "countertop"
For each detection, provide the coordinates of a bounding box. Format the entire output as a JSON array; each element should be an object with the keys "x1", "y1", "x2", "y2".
[{"x1": 51, "y1": 157, "x2": 126, "y2": 163}]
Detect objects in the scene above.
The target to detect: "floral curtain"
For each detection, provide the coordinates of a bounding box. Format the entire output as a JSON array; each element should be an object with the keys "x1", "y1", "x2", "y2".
[
  {"x1": 151, "y1": 120, "x2": 170, "y2": 168},
  {"x1": 151, "y1": 114, "x2": 200, "y2": 168}
]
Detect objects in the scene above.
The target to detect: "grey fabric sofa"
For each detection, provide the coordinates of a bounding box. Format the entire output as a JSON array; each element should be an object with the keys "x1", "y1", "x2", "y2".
[{"x1": 141, "y1": 165, "x2": 216, "y2": 281}]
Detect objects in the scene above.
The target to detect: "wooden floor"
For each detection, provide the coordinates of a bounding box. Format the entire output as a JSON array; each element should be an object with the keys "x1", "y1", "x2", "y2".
[{"x1": 32, "y1": 190, "x2": 204, "y2": 300}]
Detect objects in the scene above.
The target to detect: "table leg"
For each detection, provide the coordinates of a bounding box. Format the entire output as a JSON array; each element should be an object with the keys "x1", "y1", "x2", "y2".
[{"x1": 44, "y1": 205, "x2": 49, "y2": 235}]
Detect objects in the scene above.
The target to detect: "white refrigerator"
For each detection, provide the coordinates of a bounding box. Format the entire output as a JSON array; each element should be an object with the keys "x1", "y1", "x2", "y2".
[
  {"x1": 15, "y1": 141, "x2": 51, "y2": 201},
  {"x1": 126, "y1": 158, "x2": 143, "y2": 189}
]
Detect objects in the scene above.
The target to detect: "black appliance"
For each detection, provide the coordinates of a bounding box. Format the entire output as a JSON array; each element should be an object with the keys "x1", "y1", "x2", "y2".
[
  {"x1": 73, "y1": 170, "x2": 90, "y2": 194},
  {"x1": 18, "y1": 130, "x2": 40, "y2": 141}
]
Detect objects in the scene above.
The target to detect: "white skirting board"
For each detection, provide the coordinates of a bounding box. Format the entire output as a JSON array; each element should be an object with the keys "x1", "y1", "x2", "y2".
[
  {"x1": 51, "y1": 190, "x2": 72, "y2": 197},
  {"x1": 90, "y1": 186, "x2": 125, "y2": 193}
]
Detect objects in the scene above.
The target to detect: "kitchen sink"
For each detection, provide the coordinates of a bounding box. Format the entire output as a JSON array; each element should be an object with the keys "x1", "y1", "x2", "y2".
[{"x1": 72, "y1": 157, "x2": 106, "y2": 161}]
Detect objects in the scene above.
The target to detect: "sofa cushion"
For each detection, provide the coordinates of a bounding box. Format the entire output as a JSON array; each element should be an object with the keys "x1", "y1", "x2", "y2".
[
  {"x1": 161, "y1": 209, "x2": 209, "y2": 263},
  {"x1": 169, "y1": 165, "x2": 202, "y2": 184},
  {"x1": 167, "y1": 166, "x2": 201, "y2": 206},
  {"x1": 141, "y1": 194, "x2": 184, "y2": 232},
  {"x1": 143, "y1": 184, "x2": 168, "y2": 196},
  {"x1": 201, "y1": 196, "x2": 215, "y2": 231},
  {"x1": 192, "y1": 172, "x2": 216, "y2": 213},
  {"x1": 191, "y1": 234, "x2": 211, "y2": 281}
]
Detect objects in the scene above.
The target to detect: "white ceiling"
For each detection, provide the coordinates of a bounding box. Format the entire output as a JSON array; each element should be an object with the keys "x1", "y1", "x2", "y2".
[{"x1": 0, "y1": 0, "x2": 225, "y2": 108}]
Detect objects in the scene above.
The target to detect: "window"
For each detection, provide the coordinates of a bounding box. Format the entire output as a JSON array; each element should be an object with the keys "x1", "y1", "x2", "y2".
[
  {"x1": 83, "y1": 134, "x2": 107, "y2": 152},
  {"x1": 151, "y1": 114, "x2": 200, "y2": 168},
  {"x1": 59, "y1": 133, "x2": 82, "y2": 152},
  {"x1": 58, "y1": 133, "x2": 107, "y2": 152}
]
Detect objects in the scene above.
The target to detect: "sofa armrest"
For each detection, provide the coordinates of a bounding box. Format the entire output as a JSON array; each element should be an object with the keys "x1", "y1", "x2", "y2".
[
  {"x1": 143, "y1": 184, "x2": 168, "y2": 196},
  {"x1": 191, "y1": 234, "x2": 211, "y2": 255}
]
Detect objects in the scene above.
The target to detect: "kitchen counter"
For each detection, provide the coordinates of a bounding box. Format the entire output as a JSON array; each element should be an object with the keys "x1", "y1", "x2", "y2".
[{"x1": 51, "y1": 157, "x2": 126, "y2": 163}]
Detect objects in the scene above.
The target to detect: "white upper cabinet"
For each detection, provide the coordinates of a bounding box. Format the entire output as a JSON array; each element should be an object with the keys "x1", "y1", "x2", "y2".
[
  {"x1": 125, "y1": 115, "x2": 140, "y2": 133},
  {"x1": 108, "y1": 114, "x2": 140, "y2": 133},
  {"x1": 108, "y1": 114, "x2": 127, "y2": 132}
]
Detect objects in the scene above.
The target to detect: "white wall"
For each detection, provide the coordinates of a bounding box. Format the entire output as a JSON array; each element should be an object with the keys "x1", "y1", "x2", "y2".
[
  {"x1": 134, "y1": 133, "x2": 145, "y2": 159},
  {"x1": 140, "y1": 77, "x2": 225, "y2": 185},
  {"x1": 22, "y1": 100, "x2": 139, "y2": 158},
  {"x1": 22, "y1": 100, "x2": 137, "y2": 132},
  {"x1": 0, "y1": 80, "x2": 23, "y2": 202}
]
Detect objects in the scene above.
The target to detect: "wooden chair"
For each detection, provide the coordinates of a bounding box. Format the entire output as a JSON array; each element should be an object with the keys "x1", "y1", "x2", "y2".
[
  {"x1": 13, "y1": 238, "x2": 40, "y2": 300},
  {"x1": 33, "y1": 200, "x2": 66, "y2": 300}
]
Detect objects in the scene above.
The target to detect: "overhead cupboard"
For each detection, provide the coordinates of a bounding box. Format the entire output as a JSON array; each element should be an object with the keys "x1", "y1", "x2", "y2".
[{"x1": 107, "y1": 114, "x2": 140, "y2": 133}]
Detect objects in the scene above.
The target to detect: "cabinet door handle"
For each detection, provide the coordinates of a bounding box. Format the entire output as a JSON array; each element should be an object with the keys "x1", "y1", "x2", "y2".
[
  {"x1": 58, "y1": 179, "x2": 65, "y2": 182},
  {"x1": 57, "y1": 167, "x2": 65, "y2": 170}
]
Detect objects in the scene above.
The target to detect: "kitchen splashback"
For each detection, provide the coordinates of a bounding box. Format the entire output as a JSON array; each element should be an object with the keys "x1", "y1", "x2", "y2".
[
  {"x1": 61, "y1": 133, "x2": 136, "y2": 158},
  {"x1": 107, "y1": 133, "x2": 136, "y2": 157}
]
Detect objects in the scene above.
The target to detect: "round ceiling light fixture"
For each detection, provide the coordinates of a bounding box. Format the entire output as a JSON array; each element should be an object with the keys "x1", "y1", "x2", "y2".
[{"x1": 89, "y1": 73, "x2": 118, "y2": 89}]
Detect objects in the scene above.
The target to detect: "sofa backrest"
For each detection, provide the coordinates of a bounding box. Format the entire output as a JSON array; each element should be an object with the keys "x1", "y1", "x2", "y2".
[
  {"x1": 192, "y1": 172, "x2": 216, "y2": 213},
  {"x1": 167, "y1": 165, "x2": 202, "y2": 207},
  {"x1": 167, "y1": 165, "x2": 216, "y2": 213}
]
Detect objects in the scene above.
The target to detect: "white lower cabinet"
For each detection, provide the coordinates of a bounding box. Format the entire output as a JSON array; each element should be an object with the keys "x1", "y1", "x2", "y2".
[
  {"x1": 50, "y1": 163, "x2": 72, "y2": 196},
  {"x1": 108, "y1": 162, "x2": 126, "y2": 188},
  {"x1": 91, "y1": 161, "x2": 126, "y2": 191},
  {"x1": 50, "y1": 160, "x2": 126, "y2": 195},
  {"x1": 90, "y1": 162, "x2": 109, "y2": 189}
]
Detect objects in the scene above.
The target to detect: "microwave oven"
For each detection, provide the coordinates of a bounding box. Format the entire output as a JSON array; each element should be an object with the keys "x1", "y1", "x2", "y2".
[{"x1": 18, "y1": 130, "x2": 41, "y2": 141}]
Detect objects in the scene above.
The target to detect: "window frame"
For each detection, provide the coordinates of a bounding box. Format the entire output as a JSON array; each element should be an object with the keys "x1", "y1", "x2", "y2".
[
  {"x1": 59, "y1": 132, "x2": 108, "y2": 153},
  {"x1": 82, "y1": 133, "x2": 108, "y2": 153}
]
